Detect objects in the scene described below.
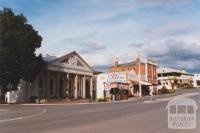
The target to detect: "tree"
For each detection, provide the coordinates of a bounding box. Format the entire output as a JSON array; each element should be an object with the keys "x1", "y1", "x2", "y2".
[{"x1": 0, "y1": 8, "x2": 45, "y2": 103}]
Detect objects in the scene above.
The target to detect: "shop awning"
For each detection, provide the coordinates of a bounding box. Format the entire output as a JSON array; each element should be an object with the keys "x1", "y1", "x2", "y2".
[{"x1": 131, "y1": 80, "x2": 152, "y2": 86}]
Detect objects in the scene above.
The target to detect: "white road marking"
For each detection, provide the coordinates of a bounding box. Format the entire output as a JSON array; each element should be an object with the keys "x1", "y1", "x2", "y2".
[
  {"x1": 0, "y1": 109, "x2": 46, "y2": 123},
  {"x1": 156, "y1": 98, "x2": 170, "y2": 101},
  {"x1": 144, "y1": 93, "x2": 200, "y2": 104},
  {"x1": 175, "y1": 93, "x2": 200, "y2": 98},
  {"x1": 0, "y1": 109, "x2": 8, "y2": 112},
  {"x1": 143, "y1": 101, "x2": 154, "y2": 103}
]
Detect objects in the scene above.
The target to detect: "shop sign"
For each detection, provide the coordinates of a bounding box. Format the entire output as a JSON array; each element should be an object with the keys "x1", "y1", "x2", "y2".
[{"x1": 106, "y1": 73, "x2": 126, "y2": 83}]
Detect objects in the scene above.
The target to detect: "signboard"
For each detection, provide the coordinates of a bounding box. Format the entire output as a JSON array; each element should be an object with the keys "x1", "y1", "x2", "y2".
[{"x1": 105, "y1": 73, "x2": 127, "y2": 83}]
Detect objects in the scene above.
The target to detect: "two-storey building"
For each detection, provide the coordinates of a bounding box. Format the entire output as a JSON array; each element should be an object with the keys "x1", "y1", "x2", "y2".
[{"x1": 108, "y1": 56, "x2": 157, "y2": 96}]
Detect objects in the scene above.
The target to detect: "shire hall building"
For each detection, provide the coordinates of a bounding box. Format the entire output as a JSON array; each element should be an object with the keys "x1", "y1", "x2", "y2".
[{"x1": 5, "y1": 51, "x2": 96, "y2": 103}]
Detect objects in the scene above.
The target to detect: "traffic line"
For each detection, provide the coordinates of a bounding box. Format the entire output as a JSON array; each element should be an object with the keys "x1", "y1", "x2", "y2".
[
  {"x1": 175, "y1": 93, "x2": 200, "y2": 98},
  {"x1": 0, "y1": 109, "x2": 46, "y2": 123},
  {"x1": 156, "y1": 98, "x2": 170, "y2": 101},
  {"x1": 143, "y1": 101, "x2": 154, "y2": 103},
  {"x1": 0, "y1": 109, "x2": 8, "y2": 112},
  {"x1": 144, "y1": 93, "x2": 200, "y2": 104}
]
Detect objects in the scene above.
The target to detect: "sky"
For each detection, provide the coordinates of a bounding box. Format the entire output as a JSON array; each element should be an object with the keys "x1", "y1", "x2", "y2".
[{"x1": 1, "y1": 0, "x2": 200, "y2": 73}]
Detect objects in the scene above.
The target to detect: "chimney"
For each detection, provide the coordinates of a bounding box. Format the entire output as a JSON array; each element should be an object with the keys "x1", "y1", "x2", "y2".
[
  {"x1": 115, "y1": 57, "x2": 119, "y2": 67},
  {"x1": 182, "y1": 68, "x2": 186, "y2": 73},
  {"x1": 136, "y1": 55, "x2": 140, "y2": 64}
]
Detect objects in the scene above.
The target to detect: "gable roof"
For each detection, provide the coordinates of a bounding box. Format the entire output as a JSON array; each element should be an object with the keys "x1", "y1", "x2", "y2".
[
  {"x1": 43, "y1": 51, "x2": 94, "y2": 72},
  {"x1": 43, "y1": 53, "x2": 66, "y2": 63},
  {"x1": 109, "y1": 61, "x2": 145, "y2": 68},
  {"x1": 157, "y1": 67, "x2": 193, "y2": 76}
]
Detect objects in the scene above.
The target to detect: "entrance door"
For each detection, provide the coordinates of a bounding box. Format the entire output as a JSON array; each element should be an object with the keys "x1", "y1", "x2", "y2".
[{"x1": 86, "y1": 80, "x2": 90, "y2": 98}]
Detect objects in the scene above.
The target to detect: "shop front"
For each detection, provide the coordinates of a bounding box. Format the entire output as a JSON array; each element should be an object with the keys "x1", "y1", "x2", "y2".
[
  {"x1": 97, "y1": 72, "x2": 136, "y2": 101},
  {"x1": 131, "y1": 80, "x2": 152, "y2": 96},
  {"x1": 107, "y1": 82, "x2": 129, "y2": 101}
]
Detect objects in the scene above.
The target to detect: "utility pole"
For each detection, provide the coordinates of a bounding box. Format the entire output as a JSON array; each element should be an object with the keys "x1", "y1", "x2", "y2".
[
  {"x1": 138, "y1": 55, "x2": 142, "y2": 98},
  {"x1": 161, "y1": 56, "x2": 163, "y2": 88}
]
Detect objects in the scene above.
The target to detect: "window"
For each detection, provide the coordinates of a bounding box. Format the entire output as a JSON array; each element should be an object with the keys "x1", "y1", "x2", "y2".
[
  {"x1": 38, "y1": 78, "x2": 43, "y2": 95},
  {"x1": 158, "y1": 80, "x2": 161, "y2": 85},
  {"x1": 197, "y1": 80, "x2": 200, "y2": 86},
  {"x1": 49, "y1": 79, "x2": 54, "y2": 95}
]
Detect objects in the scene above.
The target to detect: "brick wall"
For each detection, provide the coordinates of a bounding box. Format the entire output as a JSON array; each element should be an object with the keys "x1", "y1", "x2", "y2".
[{"x1": 109, "y1": 57, "x2": 157, "y2": 83}]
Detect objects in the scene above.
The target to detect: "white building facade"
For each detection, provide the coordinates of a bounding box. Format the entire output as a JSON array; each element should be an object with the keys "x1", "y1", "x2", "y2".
[
  {"x1": 157, "y1": 68, "x2": 193, "y2": 90},
  {"x1": 5, "y1": 51, "x2": 95, "y2": 103},
  {"x1": 193, "y1": 74, "x2": 200, "y2": 87}
]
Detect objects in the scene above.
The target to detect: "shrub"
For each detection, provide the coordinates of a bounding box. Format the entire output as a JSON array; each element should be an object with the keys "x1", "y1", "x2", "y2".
[
  {"x1": 160, "y1": 86, "x2": 176, "y2": 94},
  {"x1": 97, "y1": 98, "x2": 107, "y2": 102},
  {"x1": 160, "y1": 86, "x2": 169, "y2": 94}
]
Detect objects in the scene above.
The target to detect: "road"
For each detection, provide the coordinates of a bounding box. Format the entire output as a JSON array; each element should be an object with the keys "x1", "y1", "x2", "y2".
[{"x1": 0, "y1": 89, "x2": 200, "y2": 133}]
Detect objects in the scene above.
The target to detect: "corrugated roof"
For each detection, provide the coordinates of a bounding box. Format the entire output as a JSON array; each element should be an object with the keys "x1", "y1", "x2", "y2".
[
  {"x1": 118, "y1": 61, "x2": 136, "y2": 67},
  {"x1": 157, "y1": 67, "x2": 193, "y2": 76},
  {"x1": 110, "y1": 61, "x2": 145, "y2": 68},
  {"x1": 43, "y1": 53, "x2": 66, "y2": 63}
]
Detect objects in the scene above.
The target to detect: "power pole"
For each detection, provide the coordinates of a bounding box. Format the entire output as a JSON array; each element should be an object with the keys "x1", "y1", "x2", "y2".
[
  {"x1": 161, "y1": 56, "x2": 163, "y2": 88},
  {"x1": 138, "y1": 55, "x2": 142, "y2": 98}
]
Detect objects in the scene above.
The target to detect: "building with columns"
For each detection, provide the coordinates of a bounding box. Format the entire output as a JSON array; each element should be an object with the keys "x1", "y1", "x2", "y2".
[{"x1": 5, "y1": 51, "x2": 95, "y2": 103}]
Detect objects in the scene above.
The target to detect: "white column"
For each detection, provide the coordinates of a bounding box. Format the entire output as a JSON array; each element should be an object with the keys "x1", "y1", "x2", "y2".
[
  {"x1": 66, "y1": 73, "x2": 69, "y2": 97},
  {"x1": 90, "y1": 76, "x2": 93, "y2": 97},
  {"x1": 82, "y1": 76, "x2": 86, "y2": 98},
  {"x1": 80, "y1": 76, "x2": 82, "y2": 97},
  {"x1": 74, "y1": 74, "x2": 78, "y2": 98}
]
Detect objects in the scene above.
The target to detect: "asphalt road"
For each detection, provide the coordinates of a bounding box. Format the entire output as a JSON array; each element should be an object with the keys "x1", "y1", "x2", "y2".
[{"x1": 0, "y1": 89, "x2": 200, "y2": 133}]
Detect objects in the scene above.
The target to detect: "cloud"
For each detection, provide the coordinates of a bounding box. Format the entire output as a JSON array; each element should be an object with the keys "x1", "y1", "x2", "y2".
[
  {"x1": 79, "y1": 42, "x2": 106, "y2": 54},
  {"x1": 60, "y1": 32, "x2": 98, "y2": 46},
  {"x1": 129, "y1": 39, "x2": 200, "y2": 72},
  {"x1": 2, "y1": 0, "x2": 200, "y2": 73},
  {"x1": 141, "y1": 0, "x2": 191, "y2": 5},
  {"x1": 158, "y1": 21, "x2": 196, "y2": 38}
]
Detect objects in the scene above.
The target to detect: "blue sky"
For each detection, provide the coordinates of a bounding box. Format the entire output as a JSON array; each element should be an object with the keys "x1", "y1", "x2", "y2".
[{"x1": 1, "y1": 0, "x2": 200, "y2": 73}]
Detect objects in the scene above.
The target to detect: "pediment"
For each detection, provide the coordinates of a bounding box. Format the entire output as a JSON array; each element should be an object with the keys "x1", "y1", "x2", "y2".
[
  {"x1": 61, "y1": 56, "x2": 85, "y2": 67},
  {"x1": 48, "y1": 51, "x2": 93, "y2": 72}
]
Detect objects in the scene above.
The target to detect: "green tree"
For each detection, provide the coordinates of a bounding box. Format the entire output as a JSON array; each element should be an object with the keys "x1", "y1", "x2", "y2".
[{"x1": 0, "y1": 8, "x2": 45, "y2": 103}]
